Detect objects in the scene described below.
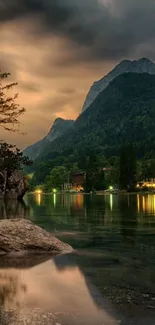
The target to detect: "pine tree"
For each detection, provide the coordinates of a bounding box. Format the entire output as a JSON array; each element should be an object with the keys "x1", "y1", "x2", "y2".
[
  {"x1": 0, "y1": 71, "x2": 25, "y2": 131},
  {"x1": 119, "y1": 144, "x2": 137, "y2": 191},
  {"x1": 0, "y1": 142, "x2": 32, "y2": 193}
]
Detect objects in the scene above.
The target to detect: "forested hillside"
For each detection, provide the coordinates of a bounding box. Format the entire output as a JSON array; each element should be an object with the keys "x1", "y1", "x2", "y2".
[{"x1": 36, "y1": 73, "x2": 155, "y2": 164}]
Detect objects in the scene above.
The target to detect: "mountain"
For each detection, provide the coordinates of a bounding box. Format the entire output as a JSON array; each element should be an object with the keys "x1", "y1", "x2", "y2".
[
  {"x1": 36, "y1": 73, "x2": 155, "y2": 163},
  {"x1": 82, "y1": 58, "x2": 155, "y2": 112},
  {"x1": 23, "y1": 118, "x2": 74, "y2": 160}
]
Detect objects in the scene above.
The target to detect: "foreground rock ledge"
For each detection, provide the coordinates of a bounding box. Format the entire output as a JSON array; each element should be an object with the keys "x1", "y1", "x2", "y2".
[{"x1": 0, "y1": 219, "x2": 73, "y2": 255}]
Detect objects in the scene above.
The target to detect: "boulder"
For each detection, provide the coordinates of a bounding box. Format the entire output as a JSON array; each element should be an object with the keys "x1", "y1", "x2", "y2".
[
  {"x1": 0, "y1": 170, "x2": 28, "y2": 200},
  {"x1": 0, "y1": 219, "x2": 73, "y2": 255}
]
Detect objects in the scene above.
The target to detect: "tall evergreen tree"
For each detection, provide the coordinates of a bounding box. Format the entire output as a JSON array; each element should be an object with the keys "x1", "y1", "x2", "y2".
[
  {"x1": 0, "y1": 71, "x2": 25, "y2": 131},
  {"x1": 78, "y1": 147, "x2": 99, "y2": 192},
  {"x1": 119, "y1": 144, "x2": 137, "y2": 191},
  {"x1": 0, "y1": 142, "x2": 32, "y2": 194}
]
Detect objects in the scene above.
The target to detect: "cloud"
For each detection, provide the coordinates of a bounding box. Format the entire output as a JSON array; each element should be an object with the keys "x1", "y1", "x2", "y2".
[
  {"x1": 0, "y1": 0, "x2": 155, "y2": 61},
  {"x1": 58, "y1": 88, "x2": 77, "y2": 95},
  {"x1": 20, "y1": 81, "x2": 40, "y2": 93},
  {"x1": 1, "y1": 0, "x2": 155, "y2": 148}
]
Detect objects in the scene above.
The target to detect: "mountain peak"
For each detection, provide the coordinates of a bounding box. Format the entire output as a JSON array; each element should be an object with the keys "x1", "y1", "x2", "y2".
[
  {"x1": 53, "y1": 117, "x2": 74, "y2": 125},
  {"x1": 54, "y1": 117, "x2": 65, "y2": 124},
  {"x1": 117, "y1": 59, "x2": 131, "y2": 68},
  {"x1": 137, "y1": 57, "x2": 153, "y2": 63},
  {"x1": 82, "y1": 57, "x2": 155, "y2": 112}
]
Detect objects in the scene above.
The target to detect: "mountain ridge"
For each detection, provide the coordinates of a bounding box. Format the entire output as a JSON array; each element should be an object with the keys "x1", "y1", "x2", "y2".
[
  {"x1": 23, "y1": 118, "x2": 74, "y2": 160},
  {"x1": 82, "y1": 58, "x2": 155, "y2": 112},
  {"x1": 24, "y1": 58, "x2": 155, "y2": 164},
  {"x1": 36, "y1": 72, "x2": 155, "y2": 163}
]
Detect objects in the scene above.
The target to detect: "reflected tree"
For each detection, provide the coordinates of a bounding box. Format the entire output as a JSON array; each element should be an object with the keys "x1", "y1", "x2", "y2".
[
  {"x1": 119, "y1": 195, "x2": 138, "y2": 240},
  {"x1": 0, "y1": 200, "x2": 30, "y2": 220}
]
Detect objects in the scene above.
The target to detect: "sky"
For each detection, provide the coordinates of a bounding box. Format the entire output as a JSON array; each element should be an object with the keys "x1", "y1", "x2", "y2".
[{"x1": 0, "y1": 0, "x2": 155, "y2": 149}]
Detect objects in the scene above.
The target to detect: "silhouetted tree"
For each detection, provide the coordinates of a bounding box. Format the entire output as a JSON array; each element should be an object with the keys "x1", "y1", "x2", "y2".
[
  {"x1": 78, "y1": 147, "x2": 99, "y2": 192},
  {"x1": 0, "y1": 142, "x2": 32, "y2": 172},
  {"x1": 95, "y1": 169, "x2": 105, "y2": 190},
  {"x1": 0, "y1": 142, "x2": 32, "y2": 193},
  {"x1": 0, "y1": 71, "x2": 25, "y2": 131},
  {"x1": 138, "y1": 159, "x2": 155, "y2": 181},
  {"x1": 119, "y1": 144, "x2": 137, "y2": 191},
  {"x1": 44, "y1": 166, "x2": 68, "y2": 191}
]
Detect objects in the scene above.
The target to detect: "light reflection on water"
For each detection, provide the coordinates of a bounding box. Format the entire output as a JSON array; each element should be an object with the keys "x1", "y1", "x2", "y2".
[
  {"x1": 2, "y1": 193, "x2": 155, "y2": 234},
  {"x1": 35, "y1": 193, "x2": 42, "y2": 206},
  {"x1": 32, "y1": 192, "x2": 155, "y2": 217},
  {"x1": 1, "y1": 193, "x2": 155, "y2": 318}
]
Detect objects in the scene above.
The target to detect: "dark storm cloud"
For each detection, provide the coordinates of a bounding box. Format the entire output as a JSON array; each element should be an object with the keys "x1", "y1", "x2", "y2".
[{"x1": 0, "y1": 0, "x2": 155, "y2": 61}]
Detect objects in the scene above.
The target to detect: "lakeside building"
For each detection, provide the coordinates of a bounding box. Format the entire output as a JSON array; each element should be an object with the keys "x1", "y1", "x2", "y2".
[
  {"x1": 137, "y1": 179, "x2": 155, "y2": 189},
  {"x1": 62, "y1": 171, "x2": 85, "y2": 192}
]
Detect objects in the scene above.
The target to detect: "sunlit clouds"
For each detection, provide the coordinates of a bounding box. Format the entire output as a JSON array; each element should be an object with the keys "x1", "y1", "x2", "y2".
[{"x1": 0, "y1": 0, "x2": 155, "y2": 148}]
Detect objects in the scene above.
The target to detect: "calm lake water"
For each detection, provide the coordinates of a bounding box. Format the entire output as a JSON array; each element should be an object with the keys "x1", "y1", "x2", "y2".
[{"x1": 1, "y1": 193, "x2": 155, "y2": 324}]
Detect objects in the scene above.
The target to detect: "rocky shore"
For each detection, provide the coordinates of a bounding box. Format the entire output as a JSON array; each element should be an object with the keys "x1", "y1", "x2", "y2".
[{"x1": 0, "y1": 219, "x2": 72, "y2": 255}]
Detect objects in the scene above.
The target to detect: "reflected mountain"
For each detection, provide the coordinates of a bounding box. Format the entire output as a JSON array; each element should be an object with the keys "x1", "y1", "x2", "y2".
[
  {"x1": 53, "y1": 252, "x2": 119, "y2": 311},
  {"x1": 0, "y1": 254, "x2": 53, "y2": 269},
  {"x1": 0, "y1": 256, "x2": 117, "y2": 325}
]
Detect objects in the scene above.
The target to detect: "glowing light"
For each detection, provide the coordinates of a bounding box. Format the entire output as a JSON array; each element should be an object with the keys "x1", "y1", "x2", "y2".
[
  {"x1": 138, "y1": 181, "x2": 155, "y2": 188},
  {"x1": 53, "y1": 188, "x2": 57, "y2": 193},
  {"x1": 35, "y1": 189, "x2": 42, "y2": 194},
  {"x1": 109, "y1": 186, "x2": 113, "y2": 190}
]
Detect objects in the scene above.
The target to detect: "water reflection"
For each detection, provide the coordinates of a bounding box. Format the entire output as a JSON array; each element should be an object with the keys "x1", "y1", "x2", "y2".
[
  {"x1": 0, "y1": 271, "x2": 27, "y2": 309},
  {"x1": 35, "y1": 192, "x2": 42, "y2": 206},
  {"x1": 140, "y1": 194, "x2": 155, "y2": 214},
  {"x1": 0, "y1": 255, "x2": 116, "y2": 325},
  {"x1": 1, "y1": 194, "x2": 155, "y2": 322},
  {"x1": 2, "y1": 193, "x2": 155, "y2": 231},
  {"x1": 0, "y1": 200, "x2": 30, "y2": 219},
  {"x1": 110, "y1": 194, "x2": 113, "y2": 211},
  {"x1": 119, "y1": 195, "x2": 138, "y2": 239}
]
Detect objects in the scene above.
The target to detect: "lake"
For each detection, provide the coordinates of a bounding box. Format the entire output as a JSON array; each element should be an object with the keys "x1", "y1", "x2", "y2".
[{"x1": 1, "y1": 193, "x2": 155, "y2": 324}]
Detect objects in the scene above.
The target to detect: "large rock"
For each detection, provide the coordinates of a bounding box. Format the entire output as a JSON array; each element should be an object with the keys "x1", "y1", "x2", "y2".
[
  {"x1": 0, "y1": 219, "x2": 72, "y2": 255},
  {"x1": 0, "y1": 170, "x2": 28, "y2": 200}
]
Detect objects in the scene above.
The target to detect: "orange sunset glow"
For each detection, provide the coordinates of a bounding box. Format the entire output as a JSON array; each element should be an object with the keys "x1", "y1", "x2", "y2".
[{"x1": 0, "y1": 0, "x2": 155, "y2": 148}]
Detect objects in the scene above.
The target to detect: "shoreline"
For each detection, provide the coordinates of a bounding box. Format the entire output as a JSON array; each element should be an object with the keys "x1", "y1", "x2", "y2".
[{"x1": 27, "y1": 190, "x2": 153, "y2": 195}]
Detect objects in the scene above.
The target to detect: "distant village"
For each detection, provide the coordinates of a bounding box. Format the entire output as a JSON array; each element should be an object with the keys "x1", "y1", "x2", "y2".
[{"x1": 34, "y1": 168, "x2": 155, "y2": 195}]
